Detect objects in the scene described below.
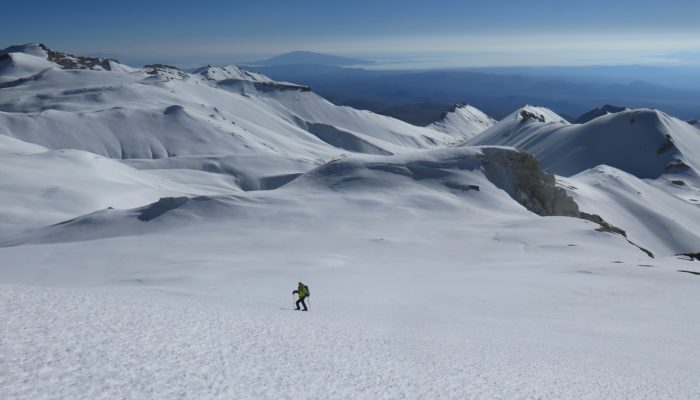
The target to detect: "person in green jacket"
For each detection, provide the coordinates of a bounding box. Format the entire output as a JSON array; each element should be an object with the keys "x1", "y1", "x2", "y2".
[{"x1": 293, "y1": 282, "x2": 310, "y2": 311}]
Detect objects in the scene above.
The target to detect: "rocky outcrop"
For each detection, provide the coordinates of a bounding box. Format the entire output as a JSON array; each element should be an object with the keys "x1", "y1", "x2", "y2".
[
  {"x1": 39, "y1": 43, "x2": 117, "y2": 71},
  {"x1": 481, "y1": 149, "x2": 579, "y2": 217},
  {"x1": 145, "y1": 64, "x2": 189, "y2": 81},
  {"x1": 656, "y1": 134, "x2": 675, "y2": 155},
  {"x1": 518, "y1": 109, "x2": 547, "y2": 123},
  {"x1": 480, "y1": 149, "x2": 653, "y2": 256},
  {"x1": 678, "y1": 253, "x2": 700, "y2": 261}
]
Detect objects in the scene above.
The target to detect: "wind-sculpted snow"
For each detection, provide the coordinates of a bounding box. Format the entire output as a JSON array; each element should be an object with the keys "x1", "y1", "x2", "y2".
[
  {"x1": 4, "y1": 146, "x2": 636, "y2": 252},
  {"x1": 297, "y1": 147, "x2": 583, "y2": 218},
  {"x1": 0, "y1": 139, "x2": 241, "y2": 232}
]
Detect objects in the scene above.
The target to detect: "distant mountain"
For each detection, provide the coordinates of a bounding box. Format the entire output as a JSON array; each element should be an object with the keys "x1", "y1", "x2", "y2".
[
  {"x1": 466, "y1": 105, "x2": 700, "y2": 255},
  {"x1": 428, "y1": 103, "x2": 496, "y2": 140},
  {"x1": 247, "y1": 64, "x2": 700, "y2": 122},
  {"x1": 253, "y1": 51, "x2": 372, "y2": 66},
  {"x1": 575, "y1": 105, "x2": 629, "y2": 124},
  {"x1": 467, "y1": 105, "x2": 698, "y2": 179},
  {"x1": 0, "y1": 43, "x2": 458, "y2": 192}
]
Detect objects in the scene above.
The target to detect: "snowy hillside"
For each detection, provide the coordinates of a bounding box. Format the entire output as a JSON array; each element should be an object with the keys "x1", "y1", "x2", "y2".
[
  {"x1": 2, "y1": 43, "x2": 700, "y2": 400},
  {"x1": 558, "y1": 166, "x2": 700, "y2": 256},
  {"x1": 2, "y1": 143, "x2": 700, "y2": 399},
  {"x1": 0, "y1": 137, "x2": 240, "y2": 232},
  {"x1": 0, "y1": 44, "x2": 457, "y2": 168},
  {"x1": 466, "y1": 105, "x2": 700, "y2": 255},
  {"x1": 468, "y1": 106, "x2": 700, "y2": 179},
  {"x1": 428, "y1": 103, "x2": 496, "y2": 139}
]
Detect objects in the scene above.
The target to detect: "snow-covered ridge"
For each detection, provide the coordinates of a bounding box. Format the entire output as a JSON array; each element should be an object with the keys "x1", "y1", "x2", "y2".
[
  {"x1": 2, "y1": 146, "x2": 632, "y2": 252},
  {"x1": 466, "y1": 105, "x2": 568, "y2": 148},
  {"x1": 1, "y1": 43, "x2": 120, "y2": 71},
  {"x1": 467, "y1": 105, "x2": 700, "y2": 255},
  {"x1": 428, "y1": 103, "x2": 496, "y2": 140},
  {"x1": 0, "y1": 43, "x2": 457, "y2": 170},
  {"x1": 468, "y1": 107, "x2": 700, "y2": 179},
  {"x1": 508, "y1": 105, "x2": 569, "y2": 124}
]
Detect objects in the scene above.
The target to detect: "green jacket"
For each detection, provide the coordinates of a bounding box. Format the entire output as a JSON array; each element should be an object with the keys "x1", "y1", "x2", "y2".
[{"x1": 296, "y1": 285, "x2": 309, "y2": 298}]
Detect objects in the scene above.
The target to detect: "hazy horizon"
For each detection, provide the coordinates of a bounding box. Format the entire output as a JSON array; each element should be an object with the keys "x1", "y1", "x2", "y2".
[{"x1": 3, "y1": 0, "x2": 700, "y2": 69}]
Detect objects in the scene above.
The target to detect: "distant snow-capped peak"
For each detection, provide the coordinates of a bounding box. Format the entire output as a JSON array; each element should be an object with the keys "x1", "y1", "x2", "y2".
[
  {"x1": 507, "y1": 105, "x2": 569, "y2": 125},
  {"x1": 193, "y1": 64, "x2": 310, "y2": 91},
  {"x1": 195, "y1": 64, "x2": 269, "y2": 82},
  {"x1": 428, "y1": 103, "x2": 496, "y2": 140}
]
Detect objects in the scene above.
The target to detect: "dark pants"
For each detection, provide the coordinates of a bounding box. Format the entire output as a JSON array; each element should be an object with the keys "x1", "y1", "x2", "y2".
[{"x1": 296, "y1": 297, "x2": 308, "y2": 311}]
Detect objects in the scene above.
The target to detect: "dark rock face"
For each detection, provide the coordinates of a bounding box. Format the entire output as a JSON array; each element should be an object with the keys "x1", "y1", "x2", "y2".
[
  {"x1": 144, "y1": 63, "x2": 180, "y2": 71},
  {"x1": 575, "y1": 105, "x2": 628, "y2": 124},
  {"x1": 656, "y1": 134, "x2": 675, "y2": 155},
  {"x1": 146, "y1": 64, "x2": 189, "y2": 81},
  {"x1": 671, "y1": 180, "x2": 686, "y2": 186},
  {"x1": 665, "y1": 160, "x2": 690, "y2": 172},
  {"x1": 480, "y1": 149, "x2": 653, "y2": 257},
  {"x1": 678, "y1": 253, "x2": 700, "y2": 261},
  {"x1": 579, "y1": 212, "x2": 626, "y2": 236},
  {"x1": 481, "y1": 150, "x2": 579, "y2": 217},
  {"x1": 39, "y1": 43, "x2": 117, "y2": 71},
  {"x1": 519, "y1": 110, "x2": 546, "y2": 123}
]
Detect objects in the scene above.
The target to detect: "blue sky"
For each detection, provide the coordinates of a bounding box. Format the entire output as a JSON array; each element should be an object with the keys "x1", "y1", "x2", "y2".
[{"x1": 2, "y1": 0, "x2": 700, "y2": 67}]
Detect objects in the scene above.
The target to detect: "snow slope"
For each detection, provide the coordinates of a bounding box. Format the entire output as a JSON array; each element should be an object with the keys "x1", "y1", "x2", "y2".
[
  {"x1": 0, "y1": 51, "x2": 55, "y2": 83},
  {"x1": 428, "y1": 103, "x2": 496, "y2": 140},
  {"x1": 2, "y1": 146, "x2": 699, "y2": 399},
  {"x1": 466, "y1": 106, "x2": 700, "y2": 255},
  {"x1": 558, "y1": 166, "x2": 700, "y2": 256},
  {"x1": 0, "y1": 137, "x2": 240, "y2": 232},
  {"x1": 0, "y1": 146, "x2": 586, "y2": 245}
]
